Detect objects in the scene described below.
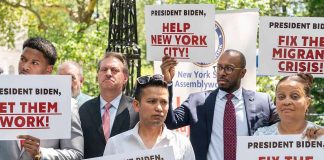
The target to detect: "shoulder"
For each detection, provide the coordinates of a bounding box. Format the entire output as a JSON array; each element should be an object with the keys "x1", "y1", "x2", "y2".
[
  {"x1": 79, "y1": 97, "x2": 98, "y2": 112},
  {"x1": 121, "y1": 94, "x2": 133, "y2": 103},
  {"x1": 254, "y1": 122, "x2": 279, "y2": 136},
  {"x1": 166, "y1": 129, "x2": 191, "y2": 144}
]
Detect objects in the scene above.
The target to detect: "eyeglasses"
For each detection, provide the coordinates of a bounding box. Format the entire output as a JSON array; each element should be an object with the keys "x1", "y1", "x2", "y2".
[
  {"x1": 213, "y1": 65, "x2": 243, "y2": 74},
  {"x1": 137, "y1": 74, "x2": 164, "y2": 85}
]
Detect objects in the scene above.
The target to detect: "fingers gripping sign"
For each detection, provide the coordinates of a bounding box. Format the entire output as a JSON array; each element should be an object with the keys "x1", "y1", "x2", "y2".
[
  {"x1": 18, "y1": 135, "x2": 41, "y2": 159},
  {"x1": 161, "y1": 55, "x2": 178, "y2": 83}
]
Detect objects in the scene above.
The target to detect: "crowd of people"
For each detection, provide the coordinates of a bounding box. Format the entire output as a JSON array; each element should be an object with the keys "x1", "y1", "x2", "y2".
[{"x1": 0, "y1": 37, "x2": 323, "y2": 160}]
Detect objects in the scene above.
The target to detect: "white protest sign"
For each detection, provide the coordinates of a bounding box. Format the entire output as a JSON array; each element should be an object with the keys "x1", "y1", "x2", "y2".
[
  {"x1": 145, "y1": 4, "x2": 215, "y2": 63},
  {"x1": 237, "y1": 135, "x2": 324, "y2": 160},
  {"x1": 0, "y1": 75, "x2": 71, "y2": 140},
  {"x1": 258, "y1": 16, "x2": 324, "y2": 77},
  {"x1": 86, "y1": 146, "x2": 175, "y2": 160}
]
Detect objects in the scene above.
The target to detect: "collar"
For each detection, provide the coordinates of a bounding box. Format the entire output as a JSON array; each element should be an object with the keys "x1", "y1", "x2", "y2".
[
  {"x1": 219, "y1": 87, "x2": 243, "y2": 100},
  {"x1": 128, "y1": 122, "x2": 170, "y2": 146},
  {"x1": 99, "y1": 93, "x2": 122, "y2": 110}
]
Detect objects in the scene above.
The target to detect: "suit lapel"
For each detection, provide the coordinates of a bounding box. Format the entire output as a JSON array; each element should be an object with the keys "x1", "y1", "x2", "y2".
[
  {"x1": 110, "y1": 95, "x2": 129, "y2": 137},
  {"x1": 88, "y1": 96, "x2": 106, "y2": 142},
  {"x1": 206, "y1": 89, "x2": 219, "y2": 141},
  {"x1": 242, "y1": 89, "x2": 255, "y2": 135}
]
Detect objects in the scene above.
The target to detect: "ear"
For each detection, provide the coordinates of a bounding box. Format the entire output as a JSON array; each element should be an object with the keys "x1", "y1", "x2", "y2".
[
  {"x1": 132, "y1": 99, "x2": 140, "y2": 113},
  {"x1": 46, "y1": 65, "x2": 53, "y2": 74},
  {"x1": 123, "y1": 73, "x2": 128, "y2": 84},
  {"x1": 240, "y1": 68, "x2": 247, "y2": 78},
  {"x1": 305, "y1": 97, "x2": 312, "y2": 110},
  {"x1": 80, "y1": 76, "x2": 84, "y2": 85}
]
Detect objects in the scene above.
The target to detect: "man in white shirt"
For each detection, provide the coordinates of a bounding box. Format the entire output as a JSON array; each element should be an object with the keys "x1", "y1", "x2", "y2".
[{"x1": 103, "y1": 74, "x2": 195, "y2": 160}]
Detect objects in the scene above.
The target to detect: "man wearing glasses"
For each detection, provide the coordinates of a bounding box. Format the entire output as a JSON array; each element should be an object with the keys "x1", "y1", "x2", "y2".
[
  {"x1": 79, "y1": 52, "x2": 139, "y2": 159},
  {"x1": 161, "y1": 49, "x2": 279, "y2": 160},
  {"x1": 103, "y1": 74, "x2": 195, "y2": 160}
]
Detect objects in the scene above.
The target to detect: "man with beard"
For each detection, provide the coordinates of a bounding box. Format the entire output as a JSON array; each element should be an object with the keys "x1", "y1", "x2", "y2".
[
  {"x1": 161, "y1": 49, "x2": 279, "y2": 160},
  {"x1": 79, "y1": 52, "x2": 139, "y2": 158}
]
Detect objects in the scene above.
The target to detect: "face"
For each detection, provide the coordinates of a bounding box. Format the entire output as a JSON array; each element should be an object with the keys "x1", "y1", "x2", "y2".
[
  {"x1": 133, "y1": 86, "x2": 169, "y2": 127},
  {"x1": 275, "y1": 80, "x2": 310, "y2": 121},
  {"x1": 58, "y1": 64, "x2": 82, "y2": 98},
  {"x1": 19, "y1": 47, "x2": 53, "y2": 75},
  {"x1": 216, "y1": 53, "x2": 246, "y2": 93},
  {"x1": 98, "y1": 57, "x2": 128, "y2": 93}
]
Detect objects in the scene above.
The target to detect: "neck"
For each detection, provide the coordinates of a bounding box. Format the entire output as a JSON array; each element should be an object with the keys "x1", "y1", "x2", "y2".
[
  {"x1": 138, "y1": 123, "x2": 163, "y2": 149},
  {"x1": 100, "y1": 90, "x2": 121, "y2": 102},
  {"x1": 278, "y1": 120, "x2": 307, "y2": 134}
]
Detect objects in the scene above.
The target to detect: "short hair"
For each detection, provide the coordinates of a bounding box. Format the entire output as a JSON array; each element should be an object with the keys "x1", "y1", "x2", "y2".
[
  {"x1": 58, "y1": 61, "x2": 83, "y2": 76},
  {"x1": 23, "y1": 37, "x2": 57, "y2": 65},
  {"x1": 276, "y1": 73, "x2": 313, "y2": 97},
  {"x1": 223, "y1": 49, "x2": 246, "y2": 68},
  {"x1": 134, "y1": 76, "x2": 168, "y2": 102},
  {"x1": 97, "y1": 52, "x2": 128, "y2": 75}
]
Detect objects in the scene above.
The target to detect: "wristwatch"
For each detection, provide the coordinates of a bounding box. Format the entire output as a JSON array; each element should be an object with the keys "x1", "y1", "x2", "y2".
[{"x1": 34, "y1": 151, "x2": 41, "y2": 160}]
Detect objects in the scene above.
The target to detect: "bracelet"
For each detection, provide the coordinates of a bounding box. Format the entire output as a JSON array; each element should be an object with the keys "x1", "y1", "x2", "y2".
[{"x1": 34, "y1": 151, "x2": 41, "y2": 160}]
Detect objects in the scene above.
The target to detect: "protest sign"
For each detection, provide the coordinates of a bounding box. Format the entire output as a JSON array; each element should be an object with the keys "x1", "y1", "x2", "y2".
[
  {"x1": 258, "y1": 16, "x2": 324, "y2": 77},
  {"x1": 86, "y1": 146, "x2": 175, "y2": 160},
  {"x1": 145, "y1": 4, "x2": 215, "y2": 63},
  {"x1": 0, "y1": 75, "x2": 71, "y2": 140},
  {"x1": 237, "y1": 135, "x2": 324, "y2": 160}
]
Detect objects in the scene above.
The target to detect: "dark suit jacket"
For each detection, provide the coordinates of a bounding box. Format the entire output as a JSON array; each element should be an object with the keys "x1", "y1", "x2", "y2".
[
  {"x1": 165, "y1": 87, "x2": 279, "y2": 160},
  {"x1": 79, "y1": 95, "x2": 139, "y2": 159}
]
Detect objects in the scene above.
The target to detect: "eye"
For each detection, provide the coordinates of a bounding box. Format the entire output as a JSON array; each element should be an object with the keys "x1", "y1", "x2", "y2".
[
  {"x1": 111, "y1": 67, "x2": 120, "y2": 74},
  {"x1": 100, "y1": 67, "x2": 108, "y2": 72},
  {"x1": 32, "y1": 61, "x2": 39, "y2": 65},
  {"x1": 160, "y1": 100, "x2": 168, "y2": 106},
  {"x1": 20, "y1": 57, "x2": 26, "y2": 62},
  {"x1": 147, "y1": 99, "x2": 156, "y2": 104},
  {"x1": 291, "y1": 93, "x2": 300, "y2": 100},
  {"x1": 225, "y1": 66, "x2": 234, "y2": 73},
  {"x1": 277, "y1": 94, "x2": 285, "y2": 100}
]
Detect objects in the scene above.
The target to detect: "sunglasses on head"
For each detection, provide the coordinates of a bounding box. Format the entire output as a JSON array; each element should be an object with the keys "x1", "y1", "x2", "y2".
[{"x1": 136, "y1": 74, "x2": 164, "y2": 85}]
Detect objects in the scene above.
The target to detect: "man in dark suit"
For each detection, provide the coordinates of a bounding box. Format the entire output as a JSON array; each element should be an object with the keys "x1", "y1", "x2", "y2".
[
  {"x1": 161, "y1": 49, "x2": 279, "y2": 160},
  {"x1": 79, "y1": 52, "x2": 139, "y2": 159}
]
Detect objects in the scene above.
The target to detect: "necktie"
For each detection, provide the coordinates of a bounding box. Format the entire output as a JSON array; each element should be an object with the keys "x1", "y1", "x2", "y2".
[
  {"x1": 102, "y1": 103, "x2": 111, "y2": 141},
  {"x1": 223, "y1": 93, "x2": 236, "y2": 160}
]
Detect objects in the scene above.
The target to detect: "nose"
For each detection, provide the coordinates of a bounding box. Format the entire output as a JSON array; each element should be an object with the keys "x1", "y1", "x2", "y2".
[
  {"x1": 155, "y1": 103, "x2": 163, "y2": 112},
  {"x1": 105, "y1": 69, "x2": 112, "y2": 77},
  {"x1": 282, "y1": 99, "x2": 292, "y2": 106},
  {"x1": 22, "y1": 62, "x2": 30, "y2": 71}
]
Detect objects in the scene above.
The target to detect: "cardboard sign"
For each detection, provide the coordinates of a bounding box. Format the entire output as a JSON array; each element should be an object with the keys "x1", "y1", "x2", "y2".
[
  {"x1": 258, "y1": 16, "x2": 324, "y2": 77},
  {"x1": 237, "y1": 135, "x2": 324, "y2": 160},
  {"x1": 145, "y1": 4, "x2": 215, "y2": 63},
  {"x1": 0, "y1": 75, "x2": 71, "y2": 140},
  {"x1": 86, "y1": 146, "x2": 175, "y2": 160}
]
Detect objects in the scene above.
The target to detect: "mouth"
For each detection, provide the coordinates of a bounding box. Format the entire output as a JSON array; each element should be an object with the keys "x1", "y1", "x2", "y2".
[
  {"x1": 217, "y1": 78, "x2": 228, "y2": 83},
  {"x1": 152, "y1": 115, "x2": 164, "y2": 120},
  {"x1": 280, "y1": 108, "x2": 294, "y2": 112},
  {"x1": 19, "y1": 71, "x2": 28, "y2": 75}
]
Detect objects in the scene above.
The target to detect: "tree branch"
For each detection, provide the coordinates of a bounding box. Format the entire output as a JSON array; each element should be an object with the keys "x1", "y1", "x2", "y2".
[{"x1": 1, "y1": 0, "x2": 46, "y2": 29}]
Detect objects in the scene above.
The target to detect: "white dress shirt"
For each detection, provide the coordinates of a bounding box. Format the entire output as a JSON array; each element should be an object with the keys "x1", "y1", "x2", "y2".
[
  {"x1": 207, "y1": 87, "x2": 249, "y2": 160},
  {"x1": 99, "y1": 94, "x2": 122, "y2": 131},
  {"x1": 103, "y1": 123, "x2": 195, "y2": 160}
]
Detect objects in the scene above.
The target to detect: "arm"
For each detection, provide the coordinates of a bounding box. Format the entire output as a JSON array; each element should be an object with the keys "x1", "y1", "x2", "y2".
[
  {"x1": 303, "y1": 126, "x2": 324, "y2": 140},
  {"x1": 40, "y1": 104, "x2": 84, "y2": 160},
  {"x1": 267, "y1": 93, "x2": 280, "y2": 125},
  {"x1": 161, "y1": 56, "x2": 191, "y2": 129}
]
